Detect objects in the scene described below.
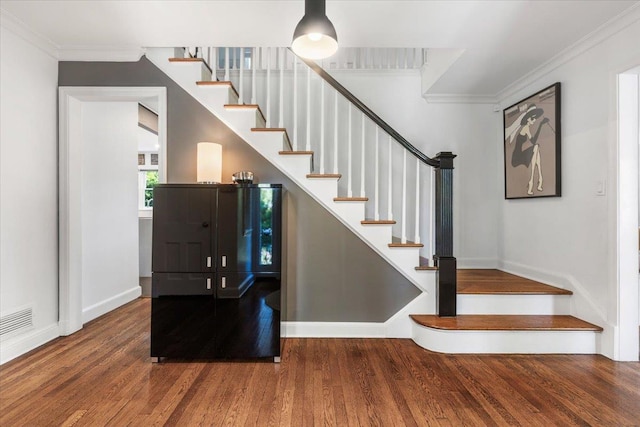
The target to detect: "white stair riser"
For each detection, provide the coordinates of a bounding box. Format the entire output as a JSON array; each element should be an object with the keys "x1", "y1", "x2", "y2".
[
  {"x1": 412, "y1": 325, "x2": 598, "y2": 354},
  {"x1": 274, "y1": 155, "x2": 313, "y2": 177},
  {"x1": 458, "y1": 294, "x2": 571, "y2": 315},
  {"x1": 221, "y1": 110, "x2": 261, "y2": 131}
]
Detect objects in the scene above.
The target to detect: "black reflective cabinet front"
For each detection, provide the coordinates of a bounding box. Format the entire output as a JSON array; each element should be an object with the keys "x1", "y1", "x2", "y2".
[{"x1": 151, "y1": 184, "x2": 282, "y2": 360}]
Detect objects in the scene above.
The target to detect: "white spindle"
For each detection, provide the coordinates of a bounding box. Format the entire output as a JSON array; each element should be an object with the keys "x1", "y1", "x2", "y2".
[
  {"x1": 224, "y1": 47, "x2": 229, "y2": 81},
  {"x1": 293, "y1": 55, "x2": 298, "y2": 150},
  {"x1": 211, "y1": 47, "x2": 217, "y2": 80},
  {"x1": 239, "y1": 47, "x2": 244, "y2": 104},
  {"x1": 388, "y1": 135, "x2": 393, "y2": 220},
  {"x1": 320, "y1": 80, "x2": 325, "y2": 174},
  {"x1": 360, "y1": 113, "x2": 365, "y2": 197},
  {"x1": 306, "y1": 66, "x2": 311, "y2": 151},
  {"x1": 374, "y1": 127, "x2": 380, "y2": 221},
  {"x1": 401, "y1": 150, "x2": 407, "y2": 244},
  {"x1": 251, "y1": 47, "x2": 257, "y2": 104},
  {"x1": 414, "y1": 158, "x2": 421, "y2": 244},
  {"x1": 266, "y1": 47, "x2": 271, "y2": 127},
  {"x1": 347, "y1": 105, "x2": 353, "y2": 197},
  {"x1": 404, "y1": 48, "x2": 409, "y2": 69},
  {"x1": 279, "y1": 48, "x2": 284, "y2": 128},
  {"x1": 333, "y1": 91, "x2": 338, "y2": 173}
]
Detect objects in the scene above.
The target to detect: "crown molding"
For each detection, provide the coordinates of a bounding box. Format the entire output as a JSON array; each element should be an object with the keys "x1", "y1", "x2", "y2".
[
  {"x1": 423, "y1": 93, "x2": 497, "y2": 104},
  {"x1": 58, "y1": 46, "x2": 145, "y2": 62},
  {"x1": 0, "y1": 8, "x2": 59, "y2": 59},
  {"x1": 496, "y1": 2, "x2": 640, "y2": 103}
]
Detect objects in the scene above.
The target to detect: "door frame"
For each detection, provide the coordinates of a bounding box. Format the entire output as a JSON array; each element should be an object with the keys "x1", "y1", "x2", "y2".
[
  {"x1": 616, "y1": 68, "x2": 640, "y2": 360},
  {"x1": 58, "y1": 86, "x2": 167, "y2": 335}
]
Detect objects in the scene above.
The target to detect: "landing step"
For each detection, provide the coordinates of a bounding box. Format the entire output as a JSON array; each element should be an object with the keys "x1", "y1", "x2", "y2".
[
  {"x1": 168, "y1": 57, "x2": 212, "y2": 73},
  {"x1": 410, "y1": 315, "x2": 602, "y2": 331},
  {"x1": 458, "y1": 269, "x2": 572, "y2": 295},
  {"x1": 411, "y1": 315, "x2": 602, "y2": 354}
]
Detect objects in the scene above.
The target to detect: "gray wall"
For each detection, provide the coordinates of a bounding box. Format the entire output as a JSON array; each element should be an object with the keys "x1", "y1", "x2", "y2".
[{"x1": 59, "y1": 57, "x2": 421, "y2": 322}]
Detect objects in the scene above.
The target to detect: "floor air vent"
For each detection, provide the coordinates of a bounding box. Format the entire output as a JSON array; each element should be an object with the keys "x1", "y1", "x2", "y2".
[{"x1": 0, "y1": 307, "x2": 33, "y2": 337}]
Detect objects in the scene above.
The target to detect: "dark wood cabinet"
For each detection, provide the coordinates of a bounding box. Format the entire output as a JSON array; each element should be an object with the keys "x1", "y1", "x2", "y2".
[{"x1": 150, "y1": 184, "x2": 282, "y2": 360}]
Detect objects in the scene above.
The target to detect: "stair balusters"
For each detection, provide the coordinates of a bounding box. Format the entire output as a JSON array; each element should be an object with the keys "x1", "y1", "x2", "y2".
[{"x1": 192, "y1": 46, "x2": 455, "y2": 311}]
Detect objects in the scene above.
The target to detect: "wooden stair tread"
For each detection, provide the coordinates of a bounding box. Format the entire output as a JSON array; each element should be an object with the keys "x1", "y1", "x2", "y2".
[
  {"x1": 307, "y1": 173, "x2": 341, "y2": 179},
  {"x1": 458, "y1": 269, "x2": 573, "y2": 295},
  {"x1": 361, "y1": 219, "x2": 396, "y2": 225},
  {"x1": 169, "y1": 57, "x2": 204, "y2": 63},
  {"x1": 279, "y1": 151, "x2": 314, "y2": 155},
  {"x1": 389, "y1": 236, "x2": 423, "y2": 248},
  {"x1": 410, "y1": 315, "x2": 603, "y2": 332},
  {"x1": 226, "y1": 104, "x2": 265, "y2": 121},
  {"x1": 415, "y1": 265, "x2": 438, "y2": 271},
  {"x1": 416, "y1": 255, "x2": 436, "y2": 270},
  {"x1": 198, "y1": 81, "x2": 240, "y2": 98},
  {"x1": 389, "y1": 242, "x2": 424, "y2": 248},
  {"x1": 334, "y1": 197, "x2": 368, "y2": 202}
]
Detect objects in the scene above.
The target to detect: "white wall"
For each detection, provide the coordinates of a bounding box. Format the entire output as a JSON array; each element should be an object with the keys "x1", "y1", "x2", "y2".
[
  {"x1": 80, "y1": 102, "x2": 140, "y2": 323},
  {"x1": 0, "y1": 24, "x2": 59, "y2": 363},
  {"x1": 498, "y1": 19, "x2": 640, "y2": 360},
  {"x1": 331, "y1": 71, "x2": 500, "y2": 267}
]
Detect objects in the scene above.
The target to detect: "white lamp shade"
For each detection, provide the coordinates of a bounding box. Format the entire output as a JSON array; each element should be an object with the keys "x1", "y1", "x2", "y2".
[{"x1": 197, "y1": 142, "x2": 222, "y2": 183}]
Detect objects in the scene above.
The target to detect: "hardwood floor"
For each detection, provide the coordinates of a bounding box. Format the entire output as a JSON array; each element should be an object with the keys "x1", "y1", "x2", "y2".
[{"x1": 1, "y1": 298, "x2": 639, "y2": 426}]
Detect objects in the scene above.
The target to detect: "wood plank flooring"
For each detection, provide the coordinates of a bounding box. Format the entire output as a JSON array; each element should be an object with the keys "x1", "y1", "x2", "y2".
[{"x1": 1, "y1": 298, "x2": 639, "y2": 426}]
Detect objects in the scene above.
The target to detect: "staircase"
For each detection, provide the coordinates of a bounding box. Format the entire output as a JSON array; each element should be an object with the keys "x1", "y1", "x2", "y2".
[
  {"x1": 412, "y1": 270, "x2": 602, "y2": 353},
  {"x1": 145, "y1": 47, "x2": 602, "y2": 354}
]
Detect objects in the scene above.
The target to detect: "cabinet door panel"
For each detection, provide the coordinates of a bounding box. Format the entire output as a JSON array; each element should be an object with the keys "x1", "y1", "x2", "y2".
[
  {"x1": 252, "y1": 188, "x2": 282, "y2": 275},
  {"x1": 151, "y1": 293, "x2": 217, "y2": 358},
  {"x1": 216, "y1": 186, "x2": 254, "y2": 272},
  {"x1": 215, "y1": 278, "x2": 281, "y2": 358},
  {"x1": 152, "y1": 187, "x2": 216, "y2": 272},
  {"x1": 152, "y1": 273, "x2": 214, "y2": 297}
]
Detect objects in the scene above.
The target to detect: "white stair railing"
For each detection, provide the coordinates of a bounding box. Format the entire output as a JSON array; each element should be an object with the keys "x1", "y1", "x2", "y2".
[{"x1": 188, "y1": 46, "x2": 435, "y2": 265}]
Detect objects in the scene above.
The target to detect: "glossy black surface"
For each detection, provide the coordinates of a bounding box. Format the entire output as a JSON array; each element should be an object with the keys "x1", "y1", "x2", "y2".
[
  {"x1": 151, "y1": 184, "x2": 282, "y2": 360},
  {"x1": 151, "y1": 278, "x2": 281, "y2": 359}
]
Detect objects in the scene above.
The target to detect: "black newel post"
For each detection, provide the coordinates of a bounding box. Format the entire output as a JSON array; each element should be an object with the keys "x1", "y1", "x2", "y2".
[{"x1": 434, "y1": 152, "x2": 457, "y2": 317}]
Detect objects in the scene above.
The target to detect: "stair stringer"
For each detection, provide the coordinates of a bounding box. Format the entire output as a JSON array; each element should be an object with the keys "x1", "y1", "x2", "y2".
[{"x1": 144, "y1": 49, "x2": 438, "y2": 331}]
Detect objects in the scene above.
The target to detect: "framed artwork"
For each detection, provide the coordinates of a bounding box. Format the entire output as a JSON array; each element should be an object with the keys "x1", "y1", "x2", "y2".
[{"x1": 503, "y1": 82, "x2": 561, "y2": 199}]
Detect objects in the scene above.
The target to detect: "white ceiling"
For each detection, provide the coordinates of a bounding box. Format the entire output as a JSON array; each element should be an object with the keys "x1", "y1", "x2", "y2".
[{"x1": 1, "y1": 0, "x2": 638, "y2": 96}]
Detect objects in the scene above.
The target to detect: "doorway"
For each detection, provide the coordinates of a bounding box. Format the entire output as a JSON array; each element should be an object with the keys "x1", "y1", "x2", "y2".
[{"x1": 58, "y1": 87, "x2": 167, "y2": 336}]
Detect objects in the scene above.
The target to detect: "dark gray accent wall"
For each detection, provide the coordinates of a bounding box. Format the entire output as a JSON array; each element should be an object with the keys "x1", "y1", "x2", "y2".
[{"x1": 59, "y1": 57, "x2": 421, "y2": 322}]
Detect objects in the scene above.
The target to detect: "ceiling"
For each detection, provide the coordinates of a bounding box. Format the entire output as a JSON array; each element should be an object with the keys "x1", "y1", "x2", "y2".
[{"x1": 1, "y1": 0, "x2": 638, "y2": 96}]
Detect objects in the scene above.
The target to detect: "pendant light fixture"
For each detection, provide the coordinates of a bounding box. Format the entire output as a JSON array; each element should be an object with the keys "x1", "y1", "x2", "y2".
[{"x1": 291, "y1": 0, "x2": 338, "y2": 60}]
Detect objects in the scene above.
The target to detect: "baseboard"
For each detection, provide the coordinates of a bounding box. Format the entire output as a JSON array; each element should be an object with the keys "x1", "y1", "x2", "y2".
[
  {"x1": 282, "y1": 321, "x2": 386, "y2": 338},
  {"x1": 0, "y1": 323, "x2": 60, "y2": 365},
  {"x1": 282, "y1": 292, "x2": 435, "y2": 339},
  {"x1": 82, "y1": 286, "x2": 141, "y2": 324}
]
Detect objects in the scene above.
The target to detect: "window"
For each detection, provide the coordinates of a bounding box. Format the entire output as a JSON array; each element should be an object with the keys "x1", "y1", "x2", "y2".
[{"x1": 142, "y1": 170, "x2": 158, "y2": 208}]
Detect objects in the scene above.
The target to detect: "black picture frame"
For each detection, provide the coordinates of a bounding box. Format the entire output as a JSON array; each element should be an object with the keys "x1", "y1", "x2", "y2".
[{"x1": 503, "y1": 82, "x2": 561, "y2": 199}]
